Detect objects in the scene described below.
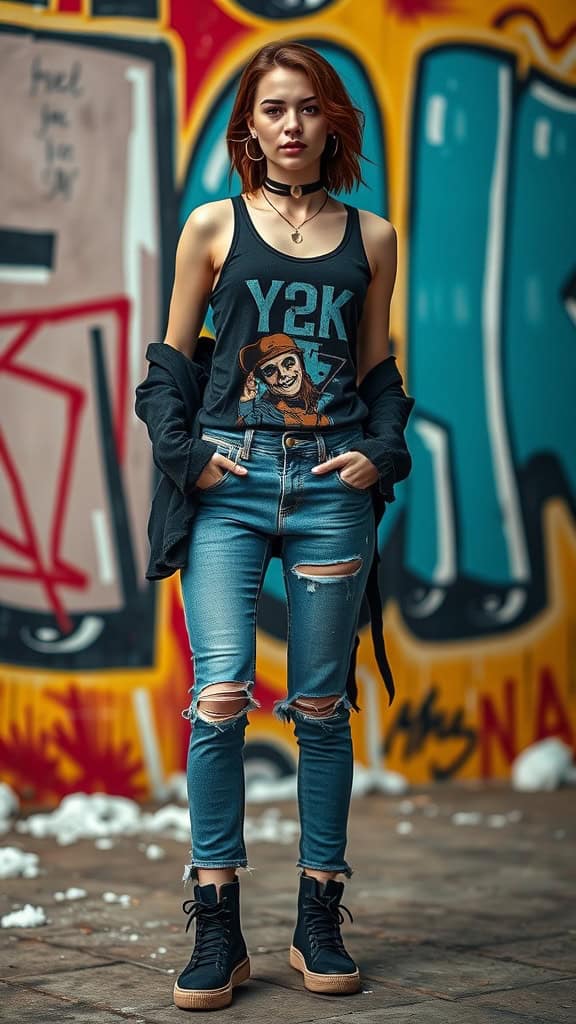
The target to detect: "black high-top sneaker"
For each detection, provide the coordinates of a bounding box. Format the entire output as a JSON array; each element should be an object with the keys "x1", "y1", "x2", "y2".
[
  {"x1": 290, "y1": 873, "x2": 360, "y2": 994},
  {"x1": 173, "y1": 878, "x2": 250, "y2": 1010}
]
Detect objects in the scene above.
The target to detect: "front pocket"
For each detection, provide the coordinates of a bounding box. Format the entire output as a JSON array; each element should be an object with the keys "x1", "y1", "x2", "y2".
[
  {"x1": 200, "y1": 468, "x2": 233, "y2": 491},
  {"x1": 327, "y1": 444, "x2": 370, "y2": 494},
  {"x1": 335, "y1": 469, "x2": 370, "y2": 494},
  {"x1": 199, "y1": 442, "x2": 241, "y2": 491}
]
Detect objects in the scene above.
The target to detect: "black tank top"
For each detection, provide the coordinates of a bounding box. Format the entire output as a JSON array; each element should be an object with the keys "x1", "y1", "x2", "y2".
[{"x1": 198, "y1": 193, "x2": 372, "y2": 431}]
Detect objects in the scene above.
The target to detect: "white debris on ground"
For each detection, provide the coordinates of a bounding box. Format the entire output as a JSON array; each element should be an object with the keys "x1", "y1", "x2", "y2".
[
  {"x1": 12, "y1": 794, "x2": 184, "y2": 846},
  {"x1": 0, "y1": 847, "x2": 40, "y2": 879},
  {"x1": 451, "y1": 810, "x2": 523, "y2": 827},
  {"x1": 245, "y1": 761, "x2": 408, "y2": 803},
  {"x1": 512, "y1": 738, "x2": 576, "y2": 792},
  {"x1": 0, "y1": 784, "x2": 19, "y2": 835},
  {"x1": 246, "y1": 774, "x2": 297, "y2": 803},
  {"x1": 0, "y1": 783, "x2": 19, "y2": 819},
  {"x1": 102, "y1": 892, "x2": 132, "y2": 906},
  {"x1": 6, "y1": 763, "x2": 406, "y2": 847},
  {"x1": 397, "y1": 799, "x2": 415, "y2": 815},
  {"x1": 14, "y1": 794, "x2": 300, "y2": 849},
  {"x1": 95, "y1": 837, "x2": 115, "y2": 850},
  {"x1": 8, "y1": 755, "x2": 554, "y2": 857},
  {"x1": 351, "y1": 764, "x2": 409, "y2": 796},
  {"x1": 1, "y1": 904, "x2": 46, "y2": 929},
  {"x1": 245, "y1": 808, "x2": 299, "y2": 844},
  {"x1": 487, "y1": 814, "x2": 509, "y2": 828},
  {"x1": 389, "y1": 797, "x2": 526, "y2": 834},
  {"x1": 53, "y1": 888, "x2": 87, "y2": 901},
  {"x1": 17, "y1": 793, "x2": 142, "y2": 845},
  {"x1": 141, "y1": 804, "x2": 189, "y2": 841},
  {"x1": 164, "y1": 773, "x2": 188, "y2": 803},
  {"x1": 144, "y1": 844, "x2": 165, "y2": 860},
  {"x1": 506, "y1": 809, "x2": 523, "y2": 823},
  {"x1": 452, "y1": 811, "x2": 483, "y2": 826},
  {"x1": 396, "y1": 820, "x2": 413, "y2": 835}
]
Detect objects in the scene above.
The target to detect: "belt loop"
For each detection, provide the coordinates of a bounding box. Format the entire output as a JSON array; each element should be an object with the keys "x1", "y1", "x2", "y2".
[
  {"x1": 316, "y1": 431, "x2": 327, "y2": 463},
  {"x1": 241, "y1": 428, "x2": 254, "y2": 460}
]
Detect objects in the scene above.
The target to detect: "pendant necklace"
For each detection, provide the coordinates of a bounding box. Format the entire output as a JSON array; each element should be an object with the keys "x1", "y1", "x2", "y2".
[{"x1": 261, "y1": 187, "x2": 329, "y2": 244}]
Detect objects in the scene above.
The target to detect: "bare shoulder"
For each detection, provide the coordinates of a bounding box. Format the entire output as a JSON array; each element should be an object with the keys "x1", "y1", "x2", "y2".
[
  {"x1": 188, "y1": 197, "x2": 234, "y2": 231},
  {"x1": 358, "y1": 204, "x2": 393, "y2": 248},
  {"x1": 175, "y1": 196, "x2": 233, "y2": 268},
  {"x1": 180, "y1": 198, "x2": 233, "y2": 245},
  {"x1": 357, "y1": 207, "x2": 396, "y2": 241},
  {"x1": 357, "y1": 208, "x2": 397, "y2": 275}
]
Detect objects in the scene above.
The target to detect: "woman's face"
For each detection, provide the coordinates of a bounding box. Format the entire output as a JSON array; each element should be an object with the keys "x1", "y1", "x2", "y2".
[
  {"x1": 247, "y1": 67, "x2": 330, "y2": 178},
  {"x1": 259, "y1": 352, "x2": 303, "y2": 397}
]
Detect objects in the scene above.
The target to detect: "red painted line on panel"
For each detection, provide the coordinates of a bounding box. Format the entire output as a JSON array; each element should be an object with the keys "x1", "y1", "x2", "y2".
[
  {"x1": 0, "y1": 430, "x2": 73, "y2": 633},
  {"x1": 0, "y1": 298, "x2": 131, "y2": 626},
  {"x1": 0, "y1": 297, "x2": 130, "y2": 463}
]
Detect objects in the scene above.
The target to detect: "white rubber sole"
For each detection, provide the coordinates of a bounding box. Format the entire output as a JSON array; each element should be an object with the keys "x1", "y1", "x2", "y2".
[
  {"x1": 173, "y1": 956, "x2": 251, "y2": 1010},
  {"x1": 289, "y1": 945, "x2": 361, "y2": 994}
]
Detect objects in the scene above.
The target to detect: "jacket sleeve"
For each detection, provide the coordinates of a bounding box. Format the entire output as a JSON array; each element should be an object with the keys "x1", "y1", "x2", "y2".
[
  {"x1": 134, "y1": 361, "x2": 216, "y2": 494},
  {"x1": 351, "y1": 355, "x2": 415, "y2": 500}
]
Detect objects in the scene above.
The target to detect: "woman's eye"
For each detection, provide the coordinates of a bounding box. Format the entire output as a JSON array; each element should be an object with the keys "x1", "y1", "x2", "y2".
[{"x1": 263, "y1": 105, "x2": 319, "y2": 117}]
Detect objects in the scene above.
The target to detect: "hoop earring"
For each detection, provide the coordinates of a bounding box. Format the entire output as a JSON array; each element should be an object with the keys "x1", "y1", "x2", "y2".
[
  {"x1": 329, "y1": 133, "x2": 339, "y2": 157},
  {"x1": 245, "y1": 136, "x2": 265, "y2": 162}
]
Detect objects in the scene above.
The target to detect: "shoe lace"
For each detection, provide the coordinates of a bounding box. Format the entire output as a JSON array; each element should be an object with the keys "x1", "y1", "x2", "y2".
[
  {"x1": 182, "y1": 897, "x2": 231, "y2": 968},
  {"x1": 306, "y1": 893, "x2": 354, "y2": 953}
]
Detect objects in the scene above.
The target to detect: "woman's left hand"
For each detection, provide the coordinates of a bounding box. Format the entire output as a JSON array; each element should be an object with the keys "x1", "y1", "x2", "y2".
[{"x1": 312, "y1": 451, "x2": 379, "y2": 490}]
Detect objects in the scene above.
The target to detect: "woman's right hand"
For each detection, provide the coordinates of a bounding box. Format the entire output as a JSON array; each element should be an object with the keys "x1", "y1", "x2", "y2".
[{"x1": 195, "y1": 452, "x2": 248, "y2": 490}]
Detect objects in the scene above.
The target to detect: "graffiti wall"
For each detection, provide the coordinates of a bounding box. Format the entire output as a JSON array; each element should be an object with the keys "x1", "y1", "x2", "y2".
[{"x1": 0, "y1": 0, "x2": 574, "y2": 803}]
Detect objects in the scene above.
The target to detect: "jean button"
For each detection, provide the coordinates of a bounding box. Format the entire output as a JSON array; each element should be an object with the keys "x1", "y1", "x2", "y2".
[{"x1": 285, "y1": 437, "x2": 296, "y2": 447}]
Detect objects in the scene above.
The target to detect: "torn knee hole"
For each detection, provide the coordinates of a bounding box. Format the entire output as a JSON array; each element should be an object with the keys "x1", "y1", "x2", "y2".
[
  {"x1": 197, "y1": 682, "x2": 252, "y2": 723},
  {"x1": 291, "y1": 695, "x2": 341, "y2": 718},
  {"x1": 293, "y1": 558, "x2": 363, "y2": 579}
]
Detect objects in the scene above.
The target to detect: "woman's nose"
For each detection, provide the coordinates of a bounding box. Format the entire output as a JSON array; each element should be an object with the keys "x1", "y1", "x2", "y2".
[{"x1": 284, "y1": 110, "x2": 302, "y2": 133}]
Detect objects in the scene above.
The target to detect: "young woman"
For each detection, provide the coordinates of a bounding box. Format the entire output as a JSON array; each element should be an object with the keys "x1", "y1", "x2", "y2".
[{"x1": 136, "y1": 40, "x2": 414, "y2": 1012}]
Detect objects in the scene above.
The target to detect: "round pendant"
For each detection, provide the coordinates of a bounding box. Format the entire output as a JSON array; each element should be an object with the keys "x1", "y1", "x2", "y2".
[
  {"x1": 291, "y1": 230, "x2": 303, "y2": 243},
  {"x1": 290, "y1": 184, "x2": 302, "y2": 199}
]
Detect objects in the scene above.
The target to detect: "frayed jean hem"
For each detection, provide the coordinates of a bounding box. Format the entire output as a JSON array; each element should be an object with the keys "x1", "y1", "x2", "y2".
[
  {"x1": 182, "y1": 860, "x2": 256, "y2": 884},
  {"x1": 298, "y1": 861, "x2": 353, "y2": 879}
]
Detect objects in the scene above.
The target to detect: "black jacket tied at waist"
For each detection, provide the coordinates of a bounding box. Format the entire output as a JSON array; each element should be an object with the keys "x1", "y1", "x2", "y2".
[{"x1": 135, "y1": 340, "x2": 415, "y2": 711}]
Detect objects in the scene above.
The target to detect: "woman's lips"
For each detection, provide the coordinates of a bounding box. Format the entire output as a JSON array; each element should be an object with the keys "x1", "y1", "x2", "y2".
[{"x1": 281, "y1": 144, "x2": 306, "y2": 151}]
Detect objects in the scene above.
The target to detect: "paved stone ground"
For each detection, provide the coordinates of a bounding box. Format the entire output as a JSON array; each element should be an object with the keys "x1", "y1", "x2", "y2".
[{"x1": 1, "y1": 784, "x2": 575, "y2": 1023}]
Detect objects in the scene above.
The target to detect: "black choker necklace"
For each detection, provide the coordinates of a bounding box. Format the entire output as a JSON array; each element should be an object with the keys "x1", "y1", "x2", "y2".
[{"x1": 264, "y1": 176, "x2": 323, "y2": 199}]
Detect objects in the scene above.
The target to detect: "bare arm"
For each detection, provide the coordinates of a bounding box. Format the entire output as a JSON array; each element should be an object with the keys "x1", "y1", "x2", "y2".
[
  {"x1": 163, "y1": 204, "x2": 219, "y2": 357},
  {"x1": 138, "y1": 201, "x2": 248, "y2": 489},
  {"x1": 355, "y1": 213, "x2": 398, "y2": 387},
  {"x1": 313, "y1": 214, "x2": 407, "y2": 491}
]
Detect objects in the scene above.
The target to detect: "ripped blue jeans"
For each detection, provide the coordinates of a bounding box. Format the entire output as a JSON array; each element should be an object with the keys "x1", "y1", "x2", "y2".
[{"x1": 180, "y1": 424, "x2": 375, "y2": 879}]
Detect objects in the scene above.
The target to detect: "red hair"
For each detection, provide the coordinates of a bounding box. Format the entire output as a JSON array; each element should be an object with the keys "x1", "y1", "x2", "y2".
[{"x1": 227, "y1": 42, "x2": 366, "y2": 194}]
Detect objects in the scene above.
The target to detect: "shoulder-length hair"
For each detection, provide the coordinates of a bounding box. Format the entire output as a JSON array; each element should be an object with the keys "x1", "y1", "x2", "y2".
[{"x1": 227, "y1": 42, "x2": 366, "y2": 195}]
